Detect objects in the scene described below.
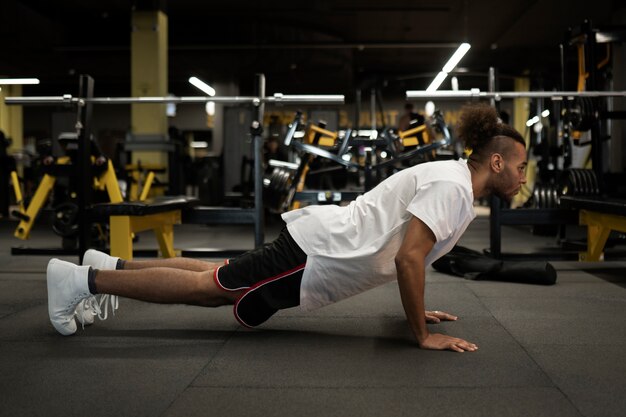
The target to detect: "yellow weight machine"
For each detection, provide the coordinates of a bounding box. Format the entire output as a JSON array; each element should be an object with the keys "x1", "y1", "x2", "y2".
[
  {"x1": 290, "y1": 122, "x2": 340, "y2": 210},
  {"x1": 11, "y1": 157, "x2": 156, "y2": 241},
  {"x1": 398, "y1": 123, "x2": 432, "y2": 147}
]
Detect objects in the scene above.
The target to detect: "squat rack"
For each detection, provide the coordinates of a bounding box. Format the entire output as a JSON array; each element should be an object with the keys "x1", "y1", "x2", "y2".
[
  {"x1": 406, "y1": 79, "x2": 626, "y2": 259},
  {"x1": 5, "y1": 74, "x2": 344, "y2": 259}
]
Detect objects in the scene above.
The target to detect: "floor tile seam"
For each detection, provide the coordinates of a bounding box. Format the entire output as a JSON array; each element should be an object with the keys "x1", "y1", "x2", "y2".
[
  {"x1": 0, "y1": 338, "x2": 232, "y2": 346},
  {"x1": 463, "y1": 282, "x2": 586, "y2": 417},
  {"x1": 433, "y1": 280, "x2": 608, "y2": 287},
  {"x1": 464, "y1": 281, "x2": 558, "y2": 374},
  {"x1": 470, "y1": 295, "x2": 626, "y2": 302},
  {"x1": 158, "y1": 327, "x2": 242, "y2": 417},
  {"x1": 0, "y1": 303, "x2": 46, "y2": 321},
  {"x1": 272, "y1": 314, "x2": 406, "y2": 319},
  {"x1": 186, "y1": 383, "x2": 558, "y2": 390},
  {"x1": 178, "y1": 327, "x2": 242, "y2": 394},
  {"x1": 520, "y1": 342, "x2": 624, "y2": 347},
  {"x1": 0, "y1": 338, "x2": 54, "y2": 345},
  {"x1": 462, "y1": 279, "x2": 621, "y2": 285}
]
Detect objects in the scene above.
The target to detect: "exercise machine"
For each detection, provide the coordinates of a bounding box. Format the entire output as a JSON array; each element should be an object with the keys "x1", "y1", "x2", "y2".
[
  {"x1": 263, "y1": 109, "x2": 453, "y2": 212},
  {"x1": 11, "y1": 133, "x2": 125, "y2": 249}
]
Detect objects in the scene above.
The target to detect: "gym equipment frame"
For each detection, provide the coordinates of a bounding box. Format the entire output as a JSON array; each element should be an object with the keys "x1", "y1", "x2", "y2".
[
  {"x1": 5, "y1": 74, "x2": 344, "y2": 260},
  {"x1": 405, "y1": 68, "x2": 626, "y2": 259}
]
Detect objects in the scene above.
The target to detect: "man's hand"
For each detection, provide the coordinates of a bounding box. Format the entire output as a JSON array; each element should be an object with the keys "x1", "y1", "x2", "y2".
[
  {"x1": 419, "y1": 333, "x2": 478, "y2": 352},
  {"x1": 425, "y1": 310, "x2": 457, "y2": 323}
]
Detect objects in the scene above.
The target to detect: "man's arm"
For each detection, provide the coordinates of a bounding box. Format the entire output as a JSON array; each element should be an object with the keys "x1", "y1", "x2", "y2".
[{"x1": 395, "y1": 216, "x2": 478, "y2": 352}]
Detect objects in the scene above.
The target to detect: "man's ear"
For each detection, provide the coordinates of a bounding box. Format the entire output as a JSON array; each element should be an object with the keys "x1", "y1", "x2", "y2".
[{"x1": 491, "y1": 153, "x2": 504, "y2": 173}]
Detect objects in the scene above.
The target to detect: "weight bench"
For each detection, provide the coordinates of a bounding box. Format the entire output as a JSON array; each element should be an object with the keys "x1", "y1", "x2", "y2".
[
  {"x1": 91, "y1": 197, "x2": 197, "y2": 260},
  {"x1": 560, "y1": 195, "x2": 626, "y2": 261}
]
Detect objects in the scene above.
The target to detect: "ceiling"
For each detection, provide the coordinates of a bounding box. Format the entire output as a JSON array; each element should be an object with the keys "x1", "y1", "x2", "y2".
[{"x1": 1, "y1": 0, "x2": 624, "y2": 100}]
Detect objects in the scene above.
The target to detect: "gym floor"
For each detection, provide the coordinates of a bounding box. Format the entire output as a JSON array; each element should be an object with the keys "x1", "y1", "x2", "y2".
[{"x1": 1, "y1": 212, "x2": 625, "y2": 417}]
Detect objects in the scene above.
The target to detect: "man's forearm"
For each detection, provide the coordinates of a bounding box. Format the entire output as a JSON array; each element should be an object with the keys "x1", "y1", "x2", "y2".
[{"x1": 396, "y1": 259, "x2": 428, "y2": 344}]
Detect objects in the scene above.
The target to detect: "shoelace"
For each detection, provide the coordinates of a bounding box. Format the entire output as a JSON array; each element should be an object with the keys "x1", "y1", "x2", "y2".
[
  {"x1": 74, "y1": 294, "x2": 119, "y2": 329},
  {"x1": 97, "y1": 294, "x2": 119, "y2": 320},
  {"x1": 69, "y1": 293, "x2": 93, "y2": 315},
  {"x1": 74, "y1": 295, "x2": 100, "y2": 329}
]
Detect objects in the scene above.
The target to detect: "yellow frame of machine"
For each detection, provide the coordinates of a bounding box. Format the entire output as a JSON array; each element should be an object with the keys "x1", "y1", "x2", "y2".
[{"x1": 11, "y1": 157, "x2": 124, "y2": 240}]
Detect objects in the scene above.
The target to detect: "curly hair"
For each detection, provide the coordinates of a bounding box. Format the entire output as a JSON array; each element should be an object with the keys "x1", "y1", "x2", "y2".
[{"x1": 457, "y1": 102, "x2": 525, "y2": 161}]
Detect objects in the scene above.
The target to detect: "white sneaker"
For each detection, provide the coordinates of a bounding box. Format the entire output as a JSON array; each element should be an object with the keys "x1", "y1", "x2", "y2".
[
  {"x1": 83, "y1": 249, "x2": 119, "y2": 270},
  {"x1": 76, "y1": 250, "x2": 120, "y2": 325},
  {"x1": 47, "y1": 258, "x2": 94, "y2": 336}
]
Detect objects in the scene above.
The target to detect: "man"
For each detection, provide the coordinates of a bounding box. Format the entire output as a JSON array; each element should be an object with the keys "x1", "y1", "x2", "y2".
[
  {"x1": 398, "y1": 102, "x2": 421, "y2": 132},
  {"x1": 47, "y1": 103, "x2": 527, "y2": 352}
]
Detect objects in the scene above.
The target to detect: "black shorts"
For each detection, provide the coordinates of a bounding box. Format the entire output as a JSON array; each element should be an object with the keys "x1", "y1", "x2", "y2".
[{"x1": 213, "y1": 226, "x2": 307, "y2": 328}]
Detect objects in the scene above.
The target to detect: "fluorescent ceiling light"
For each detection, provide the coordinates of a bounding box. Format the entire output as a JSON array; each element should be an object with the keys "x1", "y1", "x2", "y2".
[
  {"x1": 0, "y1": 78, "x2": 40, "y2": 85},
  {"x1": 541, "y1": 109, "x2": 550, "y2": 117},
  {"x1": 188, "y1": 77, "x2": 215, "y2": 96},
  {"x1": 442, "y1": 43, "x2": 471, "y2": 73},
  {"x1": 426, "y1": 72, "x2": 449, "y2": 92},
  {"x1": 426, "y1": 43, "x2": 471, "y2": 92}
]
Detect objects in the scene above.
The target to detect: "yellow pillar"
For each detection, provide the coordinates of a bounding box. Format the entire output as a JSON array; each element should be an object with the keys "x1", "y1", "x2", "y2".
[
  {"x1": 511, "y1": 76, "x2": 534, "y2": 208},
  {"x1": 513, "y1": 77, "x2": 530, "y2": 147},
  {"x1": 130, "y1": 10, "x2": 168, "y2": 174},
  {"x1": 0, "y1": 84, "x2": 24, "y2": 155}
]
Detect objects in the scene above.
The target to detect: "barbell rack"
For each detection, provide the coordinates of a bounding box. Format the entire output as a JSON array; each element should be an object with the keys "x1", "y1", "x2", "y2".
[
  {"x1": 5, "y1": 74, "x2": 345, "y2": 260},
  {"x1": 403, "y1": 83, "x2": 626, "y2": 259}
]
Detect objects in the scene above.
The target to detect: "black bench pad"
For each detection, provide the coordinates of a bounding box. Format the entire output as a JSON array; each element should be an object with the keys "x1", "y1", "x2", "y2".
[
  {"x1": 560, "y1": 196, "x2": 626, "y2": 217},
  {"x1": 91, "y1": 197, "x2": 199, "y2": 217}
]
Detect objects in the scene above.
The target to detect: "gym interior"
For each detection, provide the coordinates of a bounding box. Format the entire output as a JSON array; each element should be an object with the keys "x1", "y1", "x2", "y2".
[{"x1": 1, "y1": 1, "x2": 626, "y2": 416}]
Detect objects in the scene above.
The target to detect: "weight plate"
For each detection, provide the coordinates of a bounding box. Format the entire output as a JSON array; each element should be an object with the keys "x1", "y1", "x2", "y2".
[
  {"x1": 542, "y1": 185, "x2": 550, "y2": 208},
  {"x1": 570, "y1": 169, "x2": 580, "y2": 195},
  {"x1": 576, "y1": 169, "x2": 588, "y2": 195},
  {"x1": 585, "y1": 169, "x2": 599, "y2": 196},
  {"x1": 263, "y1": 168, "x2": 283, "y2": 211},
  {"x1": 580, "y1": 169, "x2": 589, "y2": 195},
  {"x1": 541, "y1": 185, "x2": 548, "y2": 208},
  {"x1": 284, "y1": 170, "x2": 295, "y2": 192},
  {"x1": 533, "y1": 187, "x2": 541, "y2": 209},
  {"x1": 277, "y1": 169, "x2": 289, "y2": 195},
  {"x1": 589, "y1": 170, "x2": 600, "y2": 195},
  {"x1": 552, "y1": 186, "x2": 559, "y2": 208},
  {"x1": 585, "y1": 169, "x2": 594, "y2": 195},
  {"x1": 582, "y1": 169, "x2": 594, "y2": 195},
  {"x1": 52, "y1": 202, "x2": 79, "y2": 237},
  {"x1": 580, "y1": 170, "x2": 587, "y2": 195}
]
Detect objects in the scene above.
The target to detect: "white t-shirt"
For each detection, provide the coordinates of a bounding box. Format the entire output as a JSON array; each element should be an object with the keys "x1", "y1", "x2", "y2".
[{"x1": 282, "y1": 159, "x2": 476, "y2": 311}]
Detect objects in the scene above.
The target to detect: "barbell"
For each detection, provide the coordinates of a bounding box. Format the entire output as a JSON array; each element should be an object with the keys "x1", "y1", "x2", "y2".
[
  {"x1": 406, "y1": 89, "x2": 626, "y2": 100},
  {"x1": 4, "y1": 93, "x2": 345, "y2": 106}
]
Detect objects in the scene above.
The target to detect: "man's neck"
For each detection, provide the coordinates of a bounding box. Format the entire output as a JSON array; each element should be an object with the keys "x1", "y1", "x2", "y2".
[{"x1": 467, "y1": 158, "x2": 488, "y2": 199}]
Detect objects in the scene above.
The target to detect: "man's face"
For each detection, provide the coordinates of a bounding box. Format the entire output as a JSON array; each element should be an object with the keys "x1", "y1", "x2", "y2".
[{"x1": 492, "y1": 141, "x2": 528, "y2": 202}]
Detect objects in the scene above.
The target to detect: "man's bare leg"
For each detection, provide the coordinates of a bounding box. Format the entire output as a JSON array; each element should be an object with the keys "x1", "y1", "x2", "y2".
[
  {"x1": 94, "y1": 267, "x2": 243, "y2": 307},
  {"x1": 122, "y1": 257, "x2": 219, "y2": 272}
]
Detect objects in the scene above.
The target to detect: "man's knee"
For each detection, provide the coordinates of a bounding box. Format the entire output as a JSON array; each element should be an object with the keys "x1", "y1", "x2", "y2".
[{"x1": 197, "y1": 269, "x2": 238, "y2": 306}]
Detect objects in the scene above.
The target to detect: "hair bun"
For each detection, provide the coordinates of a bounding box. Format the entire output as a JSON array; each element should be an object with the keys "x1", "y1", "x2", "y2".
[{"x1": 457, "y1": 102, "x2": 501, "y2": 151}]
